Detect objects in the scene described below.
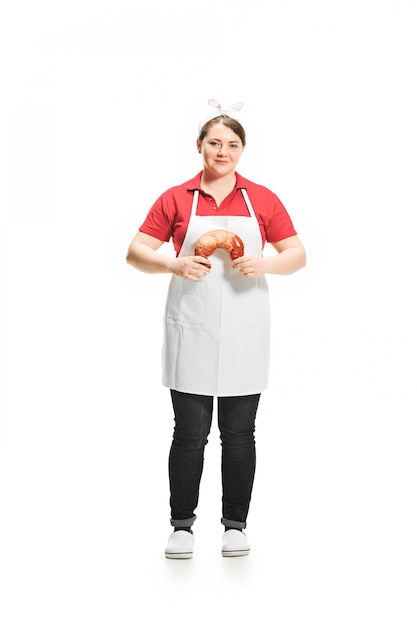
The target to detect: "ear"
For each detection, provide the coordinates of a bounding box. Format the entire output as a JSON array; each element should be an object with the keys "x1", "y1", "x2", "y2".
[{"x1": 196, "y1": 138, "x2": 202, "y2": 153}]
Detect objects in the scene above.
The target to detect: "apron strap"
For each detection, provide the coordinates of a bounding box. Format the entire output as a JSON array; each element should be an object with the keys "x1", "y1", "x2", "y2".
[
  {"x1": 240, "y1": 188, "x2": 256, "y2": 219},
  {"x1": 191, "y1": 190, "x2": 199, "y2": 217}
]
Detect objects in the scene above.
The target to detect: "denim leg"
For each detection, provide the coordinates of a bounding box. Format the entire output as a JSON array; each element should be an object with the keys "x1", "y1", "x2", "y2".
[
  {"x1": 218, "y1": 394, "x2": 260, "y2": 528},
  {"x1": 169, "y1": 390, "x2": 213, "y2": 525}
]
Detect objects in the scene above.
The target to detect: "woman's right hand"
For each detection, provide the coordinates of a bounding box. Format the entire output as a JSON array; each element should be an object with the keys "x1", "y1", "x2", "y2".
[
  {"x1": 126, "y1": 232, "x2": 211, "y2": 279},
  {"x1": 170, "y1": 256, "x2": 211, "y2": 281}
]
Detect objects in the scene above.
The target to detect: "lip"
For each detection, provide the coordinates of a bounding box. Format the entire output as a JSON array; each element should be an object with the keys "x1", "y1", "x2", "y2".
[{"x1": 215, "y1": 160, "x2": 229, "y2": 164}]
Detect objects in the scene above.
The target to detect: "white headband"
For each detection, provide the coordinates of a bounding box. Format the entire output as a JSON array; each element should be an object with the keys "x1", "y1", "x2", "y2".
[{"x1": 198, "y1": 99, "x2": 245, "y2": 131}]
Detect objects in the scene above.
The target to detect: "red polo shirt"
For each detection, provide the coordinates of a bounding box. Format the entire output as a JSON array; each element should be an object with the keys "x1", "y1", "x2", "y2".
[{"x1": 139, "y1": 171, "x2": 297, "y2": 256}]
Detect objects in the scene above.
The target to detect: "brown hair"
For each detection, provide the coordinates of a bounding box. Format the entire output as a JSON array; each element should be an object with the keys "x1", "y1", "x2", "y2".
[{"x1": 198, "y1": 115, "x2": 246, "y2": 147}]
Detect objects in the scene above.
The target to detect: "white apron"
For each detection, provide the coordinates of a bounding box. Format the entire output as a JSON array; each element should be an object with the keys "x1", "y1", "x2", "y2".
[{"x1": 162, "y1": 188, "x2": 271, "y2": 396}]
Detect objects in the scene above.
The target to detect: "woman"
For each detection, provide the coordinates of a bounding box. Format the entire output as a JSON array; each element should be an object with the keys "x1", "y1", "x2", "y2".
[{"x1": 126, "y1": 104, "x2": 306, "y2": 559}]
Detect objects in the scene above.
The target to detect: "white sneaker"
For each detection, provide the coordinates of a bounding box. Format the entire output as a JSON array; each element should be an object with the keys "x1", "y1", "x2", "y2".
[
  {"x1": 164, "y1": 530, "x2": 194, "y2": 559},
  {"x1": 221, "y1": 529, "x2": 250, "y2": 557}
]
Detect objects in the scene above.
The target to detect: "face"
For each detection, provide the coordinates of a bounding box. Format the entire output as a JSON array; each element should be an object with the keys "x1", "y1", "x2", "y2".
[{"x1": 197, "y1": 123, "x2": 244, "y2": 178}]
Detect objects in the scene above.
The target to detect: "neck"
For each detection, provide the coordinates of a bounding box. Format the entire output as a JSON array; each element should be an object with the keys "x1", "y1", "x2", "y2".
[
  {"x1": 200, "y1": 171, "x2": 236, "y2": 191},
  {"x1": 200, "y1": 172, "x2": 237, "y2": 207}
]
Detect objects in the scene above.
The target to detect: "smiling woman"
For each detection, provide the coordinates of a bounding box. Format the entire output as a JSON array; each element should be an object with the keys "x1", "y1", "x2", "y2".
[
  {"x1": 197, "y1": 117, "x2": 246, "y2": 205},
  {"x1": 126, "y1": 101, "x2": 306, "y2": 559}
]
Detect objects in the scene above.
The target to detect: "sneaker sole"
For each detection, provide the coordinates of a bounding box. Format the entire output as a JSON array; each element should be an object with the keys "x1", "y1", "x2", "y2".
[
  {"x1": 221, "y1": 549, "x2": 250, "y2": 557},
  {"x1": 165, "y1": 551, "x2": 193, "y2": 559}
]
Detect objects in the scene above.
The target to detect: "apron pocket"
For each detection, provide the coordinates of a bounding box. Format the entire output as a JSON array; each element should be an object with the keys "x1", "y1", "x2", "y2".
[{"x1": 166, "y1": 280, "x2": 205, "y2": 325}]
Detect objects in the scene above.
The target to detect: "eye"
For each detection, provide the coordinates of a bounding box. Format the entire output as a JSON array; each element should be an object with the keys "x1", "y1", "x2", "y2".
[
  {"x1": 209, "y1": 141, "x2": 220, "y2": 147},
  {"x1": 230, "y1": 144, "x2": 239, "y2": 149}
]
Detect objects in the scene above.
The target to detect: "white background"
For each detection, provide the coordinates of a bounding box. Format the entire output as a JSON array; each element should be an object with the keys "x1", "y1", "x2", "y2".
[{"x1": 1, "y1": 1, "x2": 416, "y2": 624}]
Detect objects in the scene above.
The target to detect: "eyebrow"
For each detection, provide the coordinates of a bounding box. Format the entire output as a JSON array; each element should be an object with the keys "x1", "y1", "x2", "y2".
[{"x1": 209, "y1": 137, "x2": 240, "y2": 143}]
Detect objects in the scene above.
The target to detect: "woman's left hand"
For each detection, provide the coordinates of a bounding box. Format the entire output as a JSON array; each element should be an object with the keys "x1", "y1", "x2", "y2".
[{"x1": 232, "y1": 255, "x2": 265, "y2": 278}]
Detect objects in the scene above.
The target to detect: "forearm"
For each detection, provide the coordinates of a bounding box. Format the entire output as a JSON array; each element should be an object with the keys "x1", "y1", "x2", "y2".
[
  {"x1": 126, "y1": 242, "x2": 174, "y2": 274},
  {"x1": 262, "y1": 247, "x2": 306, "y2": 275}
]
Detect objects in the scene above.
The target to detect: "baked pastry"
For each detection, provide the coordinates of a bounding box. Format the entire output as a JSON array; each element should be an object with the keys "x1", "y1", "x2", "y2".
[{"x1": 195, "y1": 230, "x2": 244, "y2": 261}]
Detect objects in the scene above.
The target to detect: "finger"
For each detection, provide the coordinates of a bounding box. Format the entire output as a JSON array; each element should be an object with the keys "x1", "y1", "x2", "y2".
[
  {"x1": 194, "y1": 256, "x2": 212, "y2": 269},
  {"x1": 188, "y1": 266, "x2": 208, "y2": 280},
  {"x1": 193, "y1": 264, "x2": 210, "y2": 276}
]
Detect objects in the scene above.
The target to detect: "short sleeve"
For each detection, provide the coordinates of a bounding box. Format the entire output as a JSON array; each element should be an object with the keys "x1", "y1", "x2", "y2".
[
  {"x1": 264, "y1": 193, "x2": 297, "y2": 243},
  {"x1": 139, "y1": 194, "x2": 174, "y2": 243}
]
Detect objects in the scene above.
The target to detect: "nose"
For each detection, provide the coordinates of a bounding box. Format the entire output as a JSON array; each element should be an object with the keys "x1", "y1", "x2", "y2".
[{"x1": 217, "y1": 143, "x2": 227, "y2": 156}]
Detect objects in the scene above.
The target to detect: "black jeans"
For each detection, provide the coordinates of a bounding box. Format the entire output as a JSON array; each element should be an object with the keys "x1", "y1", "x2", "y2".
[{"x1": 169, "y1": 390, "x2": 260, "y2": 530}]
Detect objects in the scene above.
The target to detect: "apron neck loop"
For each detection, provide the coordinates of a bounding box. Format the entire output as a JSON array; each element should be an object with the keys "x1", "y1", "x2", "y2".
[{"x1": 192, "y1": 188, "x2": 255, "y2": 218}]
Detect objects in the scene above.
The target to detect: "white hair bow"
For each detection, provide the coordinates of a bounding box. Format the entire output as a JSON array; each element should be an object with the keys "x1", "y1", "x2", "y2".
[
  {"x1": 198, "y1": 99, "x2": 245, "y2": 132},
  {"x1": 208, "y1": 99, "x2": 245, "y2": 116}
]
